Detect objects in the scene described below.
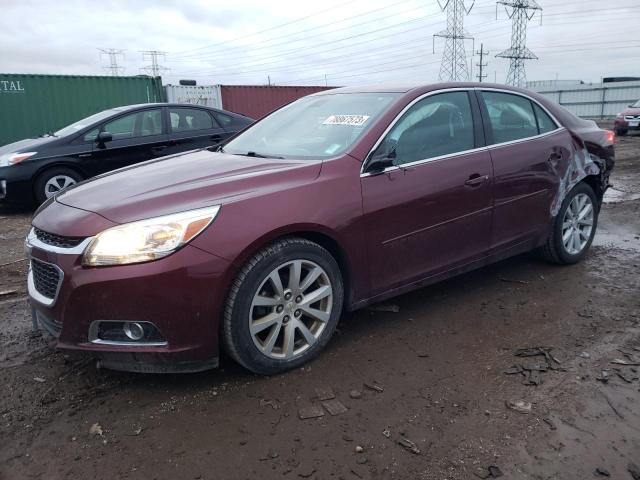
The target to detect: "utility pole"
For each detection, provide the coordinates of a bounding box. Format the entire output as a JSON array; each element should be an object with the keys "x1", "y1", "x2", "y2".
[
  {"x1": 475, "y1": 43, "x2": 488, "y2": 82},
  {"x1": 140, "y1": 50, "x2": 168, "y2": 77},
  {"x1": 495, "y1": 0, "x2": 542, "y2": 87},
  {"x1": 433, "y1": 0, "x2": 475, "y2": 82},
  {"x1": 99, "y1": 48, "x2": 125, "y2": 76}
]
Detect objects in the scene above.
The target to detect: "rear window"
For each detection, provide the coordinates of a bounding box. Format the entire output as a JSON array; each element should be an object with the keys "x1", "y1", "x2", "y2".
[
  {"x1": 533, "y1": 103, "x2": 558, "y2": 134},
  {"x1": 482, "y1": 91, "x2": 538, "y2": 144},
  {"x1": 169, "y1": 108, "x2": 215, "y2": 132}
]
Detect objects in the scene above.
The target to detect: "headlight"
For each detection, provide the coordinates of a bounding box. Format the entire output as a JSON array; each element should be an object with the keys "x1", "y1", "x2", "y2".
[
  {"x1": 616, "y1": 113, "x2": 623, "y2": 118},
  {"x1": 0, "y1": 151, "x2": 37, "y2": 167},
  {"x1": 82, "y1": 206, "x2": 221, "y2": 267}
]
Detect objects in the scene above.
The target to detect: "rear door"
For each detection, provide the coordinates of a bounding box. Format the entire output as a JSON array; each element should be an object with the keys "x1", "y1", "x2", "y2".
[
  {"x1": 477, "y1": 89, "x2": 571, "y2": 252},
  {"x1": 84, "y1": 108, "x2": 169, "y2": 174},
  {"x1": 361, "y1": 89, "x2": 493, "y2": 294},
  {"x1": 165, "y1": 107, "x2": 228, "y2": 155}
]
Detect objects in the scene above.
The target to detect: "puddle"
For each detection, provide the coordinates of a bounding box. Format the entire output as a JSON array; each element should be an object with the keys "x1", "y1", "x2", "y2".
[
  {"x1": 593, "y1": 227, "x2": 640, "y2": 252},
  {"x1": 603, "y1": 187, "x2": 640, "y2": 203}
]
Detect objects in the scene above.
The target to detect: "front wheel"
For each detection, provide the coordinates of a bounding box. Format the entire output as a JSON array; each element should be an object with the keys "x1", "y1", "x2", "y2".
[
  {"x1": 615, "y1": 128, "x2": 628, "y2": 137},
  {"x1": 539, "y1": 182, "x2": 599, "y2": 265},
  {"x1": 223, "y1": 237, "x2": 344, "y2": 375},
  {"x1": 33, "y1": 167, "x2": 82, "y2": 205}
]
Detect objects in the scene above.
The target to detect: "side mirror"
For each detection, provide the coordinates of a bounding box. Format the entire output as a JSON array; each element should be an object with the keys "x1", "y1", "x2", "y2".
[
  {"x1": 96, "y1": 131, "x2": 113, "y2": 144},
  {"x1": 365, "y1": 152, "x2": 395, "y2": 176}
]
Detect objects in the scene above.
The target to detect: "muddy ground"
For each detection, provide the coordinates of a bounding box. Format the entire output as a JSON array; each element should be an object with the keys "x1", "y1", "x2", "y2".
[{"x1": 1, "y1": 126, "x2": 639, "y2": 480}]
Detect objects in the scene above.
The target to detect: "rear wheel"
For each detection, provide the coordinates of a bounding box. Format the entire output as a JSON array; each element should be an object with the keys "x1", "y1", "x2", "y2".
[
  {"x1": 223, "y1": 237, "x2": 344, "y2": 375},
  {"x1": 34, "y1": 167, "x2": 82, "y2": 205},
  {"x1": 539, "y1": 182, "x2": 599, "y2": 265}
]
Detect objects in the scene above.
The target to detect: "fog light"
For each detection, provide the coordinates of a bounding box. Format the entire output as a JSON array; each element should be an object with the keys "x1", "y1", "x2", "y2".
[
  {"x1": 123, "y1": 322, "x2": 145, "y2": 341},
  {"x1": 89, "y1": 320, "x2": 167, "y2": 346}
]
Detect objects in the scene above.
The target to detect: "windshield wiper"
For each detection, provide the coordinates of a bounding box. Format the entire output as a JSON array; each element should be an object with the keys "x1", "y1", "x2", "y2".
[{"x1": 241, "y1": 151, "x2": 284, "y2": 159}]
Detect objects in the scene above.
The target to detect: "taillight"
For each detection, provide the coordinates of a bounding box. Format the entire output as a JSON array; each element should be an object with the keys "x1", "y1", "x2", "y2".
[{"x1": 606, "y1": 130, "x2": 615, "y2": 144}]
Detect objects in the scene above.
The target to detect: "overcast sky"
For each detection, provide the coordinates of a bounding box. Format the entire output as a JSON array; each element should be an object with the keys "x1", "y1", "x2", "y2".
[{"x1": 1, "y1": 0, "x2": 638, "y2": 87}]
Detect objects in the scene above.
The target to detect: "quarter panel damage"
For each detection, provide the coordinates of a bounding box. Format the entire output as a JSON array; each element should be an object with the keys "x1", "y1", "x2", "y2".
[{"x1": 550, "y1": 135, "x2": 611, "y2": 216}]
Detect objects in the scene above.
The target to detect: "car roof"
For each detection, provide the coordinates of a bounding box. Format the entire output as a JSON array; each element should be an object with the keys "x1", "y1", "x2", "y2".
[
  {"x1": 312, "y1": 82, "x2": 530, "y2": 95},
  {"x1": 107, "y1": 103, "x2": 252, "y2": 120},
  {"x1": 111, "y1": 103, "x2": 219, "y2": 111}
]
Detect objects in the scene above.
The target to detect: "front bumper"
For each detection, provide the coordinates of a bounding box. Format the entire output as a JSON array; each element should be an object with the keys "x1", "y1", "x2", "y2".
[
  {"x1": 615, "y1": 118, "x2": 640, "y2": 131},
  {"x1": 0, "y1": 164, "x2": 37, "y2": 204},
  {"x1": 27, "y1": 229, "x2": 232, "y2": 373}
]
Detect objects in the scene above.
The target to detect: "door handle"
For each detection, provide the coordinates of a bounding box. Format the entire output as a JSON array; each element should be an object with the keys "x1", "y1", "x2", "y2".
[
  {"x1": 78, "y1": 153, "x2": 92, "y2": 158},
  {"x1": 151, "y1": 145, "x2": 168, "y2": 154},
  {"x1": 464, "y1": 174, "x2": 489, "y2": 186}
]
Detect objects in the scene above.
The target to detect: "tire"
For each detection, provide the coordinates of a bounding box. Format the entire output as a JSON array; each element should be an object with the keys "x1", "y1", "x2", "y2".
[
  {"x1": 223, "y1": 237, "x2": 344, "y2": 375},
  {"x1": 33, "y1": 166, "x2": 82, "y2": 205},
  {"x1": 615, "y1": 128, "x2": 627, "y2": 137},
  {"x1": 539, "y1": 182, "x2": 599, "y2": 265}
]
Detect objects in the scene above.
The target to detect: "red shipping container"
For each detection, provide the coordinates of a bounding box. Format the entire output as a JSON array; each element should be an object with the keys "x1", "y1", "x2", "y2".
[{"x1": 220, "y1": 85, "x2": 334, "y2": 119}]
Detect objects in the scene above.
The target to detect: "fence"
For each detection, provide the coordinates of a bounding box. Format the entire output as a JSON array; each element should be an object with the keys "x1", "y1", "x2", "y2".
[{"x1": 529, "y1": 80, "x2": 640, "y2": 118}]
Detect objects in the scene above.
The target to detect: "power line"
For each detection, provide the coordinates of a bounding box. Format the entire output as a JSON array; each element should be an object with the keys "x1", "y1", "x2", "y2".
[
  {"x1": 496, "y1": 0, "x2": 542, "y2": 87},
  {"x1": 171, "y1": 0, "x2": 369, "y2": 56},
  {"x1": 140, "y1": 50, "x2": 169, "y2": 77},
  {"x1": 171, "y1": 0, "x2": 415, "y2": 60},
  {"x1": 476, "y1": 43, "x2": 489, "y2": 82},
  {"x1": 98, "y1": 48, "x2": 125, "y2": 76},
  {"x1": 170, "y1": 2, "x2": 632, "y2": 77}
]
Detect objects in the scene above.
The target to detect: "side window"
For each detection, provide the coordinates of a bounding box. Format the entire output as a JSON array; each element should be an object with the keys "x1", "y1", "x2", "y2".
[
  {"x1": 83, "y1": 128, "x2": 99, "y2": 142},
  {"x1": 213, "y1": 112, "x2": 232, "y2": 127},
  {"x1": 102, "y1": 109, "x2": 162, "y2": 140},
  {"x1": 533, "y1": 103, "x2": 558, "y2": 134},
  {"x1": 104, "y1": 113, "x2": 136, "y2": 140},
  {"x1": 370, "y1": 91, "x2": 475, "y2": 165},
  {"x1": 139, "y1": 110, "x2": 163, "y2": 137},
  {"x1": 169, "y1": 108, "x2": 214, "y2": 133},
  {"x1": 481, "y1": 91, "x2": 538, "y2": 144}
]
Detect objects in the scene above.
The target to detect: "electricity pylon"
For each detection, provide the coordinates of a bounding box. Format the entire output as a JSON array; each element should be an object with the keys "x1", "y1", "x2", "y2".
[
  {"x1": 433, "y1": 0, "x2": 475, "y2": 82},
  {"x1": 496, "y1": 0, "x2": 542, "y2": 87}
]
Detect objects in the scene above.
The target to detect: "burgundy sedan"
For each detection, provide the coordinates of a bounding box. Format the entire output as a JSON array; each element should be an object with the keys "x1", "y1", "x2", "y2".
[{"x1": 27, "y1": 83, "x2": 615, "y2": 374}]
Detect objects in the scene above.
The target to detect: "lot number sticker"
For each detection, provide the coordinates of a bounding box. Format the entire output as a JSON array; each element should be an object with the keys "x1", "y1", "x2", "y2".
[{"x1": 322, "y1": 115, "x2": 370, "y2": 126}]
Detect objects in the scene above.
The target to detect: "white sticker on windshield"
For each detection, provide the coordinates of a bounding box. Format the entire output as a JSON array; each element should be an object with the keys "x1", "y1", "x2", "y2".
[{"x1": 322, "y1": 115, "x2": 370, "y2": 126}]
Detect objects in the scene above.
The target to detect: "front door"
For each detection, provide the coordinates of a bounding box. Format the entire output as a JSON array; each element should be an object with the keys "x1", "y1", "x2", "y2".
[
  {"x1": 88, "y1": 108, "x2": 169, "y2": 175},
  {"x1": 361, "y1": 90, "x2": 493, "y2": 295}
]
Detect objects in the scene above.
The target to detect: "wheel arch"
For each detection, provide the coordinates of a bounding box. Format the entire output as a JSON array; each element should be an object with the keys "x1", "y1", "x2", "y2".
[
  {"x1": 226, "y1": 224, "x2": 355, "y2": 308},
  {"x1": 33, "y1": 159, "x2": 89, "y2": 181},
  {"x1": 580, "y1": 174, "x2": 604, "y2": 204}
]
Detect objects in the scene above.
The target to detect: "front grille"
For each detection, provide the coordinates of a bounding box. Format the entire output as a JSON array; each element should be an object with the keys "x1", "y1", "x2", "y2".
[
  {"x1": 31, "y1": 259, "x2": 61, "y2": 299},
  {"x1": 34, "y1": 227, "x2": 85, "y2": 248},
  {"x1": 624, "y1": 115, "x2": 640, "y2": 120}
]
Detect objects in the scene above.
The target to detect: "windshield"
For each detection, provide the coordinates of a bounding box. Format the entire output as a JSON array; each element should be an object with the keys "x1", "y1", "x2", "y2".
[
  {"x1": 633, "y1": 99, "x2": 640, "y2": 108},
  {"x1": 53, "y1": 109, "x2": 120, "y2": 137},
  {"x1": 223, "y1": 93, "x2": 399, "y2": 159}
]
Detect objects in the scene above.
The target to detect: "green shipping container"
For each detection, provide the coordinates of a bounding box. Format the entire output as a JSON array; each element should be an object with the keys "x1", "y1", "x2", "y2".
[{"x1": 0, "y1": 74, "x2": 166, "y2": 147}]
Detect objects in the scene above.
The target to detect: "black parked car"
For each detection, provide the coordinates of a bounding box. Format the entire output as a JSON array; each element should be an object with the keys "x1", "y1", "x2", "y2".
[{"x1": 0, "y1": 103, "x2": 253, "y2": 205}]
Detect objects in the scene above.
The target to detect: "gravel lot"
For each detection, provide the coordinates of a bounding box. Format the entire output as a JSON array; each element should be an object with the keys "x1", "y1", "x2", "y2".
[{"x1": 1, "y1": 126, "x2": 639, "y2": 480}]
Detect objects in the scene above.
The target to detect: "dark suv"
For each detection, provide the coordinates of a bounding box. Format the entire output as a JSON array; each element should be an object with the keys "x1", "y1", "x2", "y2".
[{"x1": 0, "y1": 103, "x2": 253, "y2": 205}]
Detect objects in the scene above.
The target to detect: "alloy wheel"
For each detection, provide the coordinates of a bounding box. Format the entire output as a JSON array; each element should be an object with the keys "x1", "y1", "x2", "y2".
[
  {"x1": 561, "y1": 193, "x2": 594, "y2": 255},
  {"x1": 44, "y1": 175, "x2": 77, "y2": 198},
  {"x1": 249, "y1": 259, "x2": 333, "y2": 360}
]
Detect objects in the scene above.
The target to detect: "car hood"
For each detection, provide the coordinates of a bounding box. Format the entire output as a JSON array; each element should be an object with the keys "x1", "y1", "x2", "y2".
[
  {"x1": 622, "y1": 107, "x2": 640, "y2": 116},
  {"x1": 55, "y1": 150, "x2": 322, "y2": 224},
  {"x1": 0, "y1": 136, "x2": 57, "y2": 155}
]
